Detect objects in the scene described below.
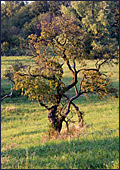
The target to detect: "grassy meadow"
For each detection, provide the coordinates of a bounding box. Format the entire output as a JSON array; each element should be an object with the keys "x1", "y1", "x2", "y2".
[{"x1": 1, "y1": 56, "x2": 119, "y2": 169}]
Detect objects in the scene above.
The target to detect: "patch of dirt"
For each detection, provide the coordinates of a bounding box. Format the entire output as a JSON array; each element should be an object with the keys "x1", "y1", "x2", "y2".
[{"x1": 2, "y1": 105, "x2": 17, "y2": 112}]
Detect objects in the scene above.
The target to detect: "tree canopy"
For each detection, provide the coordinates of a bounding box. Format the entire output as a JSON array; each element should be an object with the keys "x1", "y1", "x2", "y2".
[
  {"x1": 13, "y1": 14, "x2": 118, "y2": 132},
  {"x1": 2, "y1": 1, "x2": 119, "y2": 133}
]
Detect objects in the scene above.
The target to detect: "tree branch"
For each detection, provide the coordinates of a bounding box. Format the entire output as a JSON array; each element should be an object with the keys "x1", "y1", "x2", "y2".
[
  {"x1": 97, "y1": 58, "x2": 109, "y2": 70},
  {"x1": 66, "y1": 58, "x2": 74, "y2": 75},
  {"x1": 64, "y1": 72, "x2": 77, "y2": 93},
  {"x1": 16, "y1": 72, "x2": 56, "y2": 81},
  {"x1": 1, "y1": 83, "x2": 13, "y2": 101},
  {"x1": 73, "y1": 58, "x2": 77, "y2": 73},
  {"x1": 37, "y1": 97, "x2": 50, "y2": 110},
  {"x1": 77, "y1": 68, "x2": 98, "y2": 73},
  {"x1": 63, "y1": 89, "x2": 88, "y2": 117},
  {"x1": 55, "y1": 38, "x2": 67, "y2": 47},
  {"x1": 61, "y1": 51, "x2": 78, "y2": 93},
  {"x1": 63, "y1": 94, "x2": 82, "y2": 123},
  {"x1": 74, "y1": 85, "x2": 78, "y2": 95}
]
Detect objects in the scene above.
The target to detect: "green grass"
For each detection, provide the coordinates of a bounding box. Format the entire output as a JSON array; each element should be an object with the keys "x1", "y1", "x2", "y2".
[{"x1": 1, "y1": 56, "x2": 119, "y2": 169}]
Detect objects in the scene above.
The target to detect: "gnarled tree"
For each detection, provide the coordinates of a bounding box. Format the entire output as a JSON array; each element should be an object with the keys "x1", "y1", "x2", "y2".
[{"x1": 13, "y1": 15, "x2": 118, "y2": 133}]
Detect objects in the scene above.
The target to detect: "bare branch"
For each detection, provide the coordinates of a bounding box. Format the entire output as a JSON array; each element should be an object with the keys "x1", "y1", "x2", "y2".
[
  {"x1": 95, "y1": 56, "x2": 118, "y2": 70},
  {"x1": 66, "y1": 58, "x2": 74, "y2": 75},
  {"x1": 61, "y1": 53, "x2": 78, "y2": 93},
  {"x1": 77, "y1": 68, "x2": 98, "y2": 73},
  {"x1": 37, "y1": 97, "x2": 50, "y2": 110},
  {"x1": 63, "y1": 88, "x2": 89, "y2": 118},
  {"x1": 74, "y1": 85, "x2": 78, "y2": 95},
  {"x1": 73, "y1": 58, "x2": 77, "y2": 73},
  {"x1": 63, "y1": 73, "x2": 77, "y2": 93},
  {"x1": 1, "y1": 83, "x2": 13, "y2": 101},
  {"x1": 63, "y1": 94, "x2": 82, "y2": 123},
  {"x1": 97, "y1": 58, "x2": 109, "y2": 70}
]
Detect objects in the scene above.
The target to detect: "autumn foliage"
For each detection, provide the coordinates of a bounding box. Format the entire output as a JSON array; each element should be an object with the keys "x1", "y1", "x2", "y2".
[{"x1": 5, "y1": 12, "x2": 118, "y2": 133}]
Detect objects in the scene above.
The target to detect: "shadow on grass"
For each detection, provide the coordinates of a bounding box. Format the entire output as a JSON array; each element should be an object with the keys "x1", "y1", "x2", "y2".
[
  {"x1": 1, "y1": 116, "x2": 23, "y2": 122},
  {"x1": 1, "y1": 136, "x2": 119, "y2": 169},
  {"x1": 11, "y1": 129, "x2": 46, "y2": 138}
]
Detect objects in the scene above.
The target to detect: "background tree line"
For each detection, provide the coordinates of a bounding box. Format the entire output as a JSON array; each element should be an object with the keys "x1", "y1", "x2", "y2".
[
  {"x1": 1, "y1": 1, "x2": 70, "y2": 56},
  {"x1": 1, "y1": 1, "x2": 119, "y2": 56}
]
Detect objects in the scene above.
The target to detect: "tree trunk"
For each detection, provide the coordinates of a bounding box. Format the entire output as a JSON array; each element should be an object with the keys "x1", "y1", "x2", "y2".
[{"x1": 48, "y1": 105, "x2": 65, "y2": 133}]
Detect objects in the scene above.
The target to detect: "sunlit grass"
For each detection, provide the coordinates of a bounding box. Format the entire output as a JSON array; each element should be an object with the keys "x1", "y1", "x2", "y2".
[{"x1": 1, "y1": 56, "x2": 119, "y2": 169}]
